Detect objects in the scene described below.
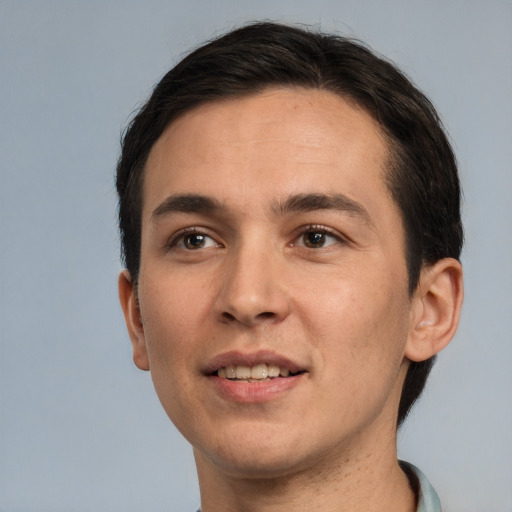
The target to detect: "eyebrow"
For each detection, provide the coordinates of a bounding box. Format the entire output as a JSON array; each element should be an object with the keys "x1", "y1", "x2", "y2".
[
  {"x1": 151, "y1": 194, "x2": 223, "y2": 221},
  {"x1": 151, "y1": 192, "x2": 374, "y2": 227},
  {"x1": 273, "y1": 193, "x2": 374, "y2": 227}
]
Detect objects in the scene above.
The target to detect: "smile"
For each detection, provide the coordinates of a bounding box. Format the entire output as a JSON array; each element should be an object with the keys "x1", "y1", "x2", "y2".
[
  {"x1": 217, "y1": 363, "x2": 303, "y2": 381},
  {"x1": 205, "y1": 352, "x2": 307, "y2": 402}
]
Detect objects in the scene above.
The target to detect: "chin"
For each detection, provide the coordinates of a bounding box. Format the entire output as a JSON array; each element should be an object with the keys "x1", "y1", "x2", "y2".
[
  {"x1": 199, "y1": 450, "x2": 310, "y2": 480},
  {"x1": 193, "y1": 427, "x2": 328, "y2": 479}
]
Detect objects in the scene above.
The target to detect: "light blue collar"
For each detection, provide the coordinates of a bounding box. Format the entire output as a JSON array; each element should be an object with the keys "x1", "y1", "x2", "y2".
[{"x1": 401, "y1": 461, "x2": 442, "y2": 512}]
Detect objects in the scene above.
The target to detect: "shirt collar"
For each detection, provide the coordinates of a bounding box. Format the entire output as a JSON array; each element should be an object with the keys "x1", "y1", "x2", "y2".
[{"x1": 401, "y1": 461, "x2": 442, "y2": 512}]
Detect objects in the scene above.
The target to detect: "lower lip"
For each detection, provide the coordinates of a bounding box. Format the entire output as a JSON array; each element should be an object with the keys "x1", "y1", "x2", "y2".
[{"x1": 208, "y1": 374, "x2": 304, "y2": 403}]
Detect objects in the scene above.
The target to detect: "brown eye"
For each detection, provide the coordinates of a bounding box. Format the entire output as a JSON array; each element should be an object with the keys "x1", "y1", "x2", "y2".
[
  {"x1": 303, "y1": 231, "x2": 327, "y2": 248},
  {"x1": 170, "y1": 231, "x2": 219, "y2": 250},
  {"x1": 183, "y1": 233, "x2": 207, "y2": 249},
  {"x1": 167, "y1": 229, "x2": 221, "y2": 252},
  {"x1": 294, "y1": 228, "x2": 342, "y2": 249}
]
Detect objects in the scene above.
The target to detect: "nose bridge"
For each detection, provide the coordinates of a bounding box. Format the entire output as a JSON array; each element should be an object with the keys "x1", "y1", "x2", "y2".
[{"x1": 216, "y1": 233, "x2": 289, "y2": 325}]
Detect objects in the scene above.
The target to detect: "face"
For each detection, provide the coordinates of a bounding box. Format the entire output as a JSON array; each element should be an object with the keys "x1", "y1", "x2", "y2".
[{"x1": 122, "y1": 88, "x2": 418, "y2": 477}]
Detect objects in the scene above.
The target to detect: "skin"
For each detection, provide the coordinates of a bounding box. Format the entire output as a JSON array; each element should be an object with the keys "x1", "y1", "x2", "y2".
[{"x1": 119, "y1": 88, "x2": 463, "y2": 512}]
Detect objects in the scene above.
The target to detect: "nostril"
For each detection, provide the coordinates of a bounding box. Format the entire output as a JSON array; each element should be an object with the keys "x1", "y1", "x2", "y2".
[
  {"x1": 221, "y1": 312, "x2": 237, "y2": 322},
  {"x1": 219, "y1": 310, "x2": 276, "y2": 325},
  {"x1": 256, "y1": 312, "x2": 275, "y2": 320}
]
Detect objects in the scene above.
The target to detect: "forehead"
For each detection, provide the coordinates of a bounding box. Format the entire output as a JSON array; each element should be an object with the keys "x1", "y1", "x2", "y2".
[{"x1": 143, "y1": 88, "x2": 394, "y2": 223}]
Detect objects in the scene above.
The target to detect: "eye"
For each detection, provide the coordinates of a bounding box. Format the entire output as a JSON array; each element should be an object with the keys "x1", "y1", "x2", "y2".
[
  {"x1": 169, "y1": 230, "x2": 220, "y2": 250},
  {"x1": 293, "y1": 227, "x2": 343, "y2": 249}
]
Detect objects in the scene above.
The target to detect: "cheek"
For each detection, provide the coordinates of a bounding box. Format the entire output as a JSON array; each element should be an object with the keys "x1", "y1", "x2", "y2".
[
  {"x1": 137, "y1": 277, "x2": 208, "y2": 433},
  {"x1": 296, "y1": 268, "x2": 410, "y2": 377},
  {"x1": 138, "y1": 274, "x2": 211, "y2": 370}
]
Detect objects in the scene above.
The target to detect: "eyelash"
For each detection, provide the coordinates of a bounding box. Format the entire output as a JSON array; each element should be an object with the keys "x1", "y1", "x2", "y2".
[
  {"x1": 292, "y1": 224, "x2": 347, "y2": 249},
  {"x1": 166, "y1": 227, "x2": 221, "y2": 250}
]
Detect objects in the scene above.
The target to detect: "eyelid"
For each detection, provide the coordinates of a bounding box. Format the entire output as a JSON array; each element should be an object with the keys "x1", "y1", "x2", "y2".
[
  {"x1": 290, "y1": 224, "x2": 350, "y2": 247},
  {"x1": 165, "y1": 226, "x2": 223, "y2": 249}
]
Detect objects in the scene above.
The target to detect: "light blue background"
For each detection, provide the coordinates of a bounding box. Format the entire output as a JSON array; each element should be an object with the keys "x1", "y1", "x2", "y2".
[{"x1": 1, "y1": 1, "x2": 511, "y2": 511}]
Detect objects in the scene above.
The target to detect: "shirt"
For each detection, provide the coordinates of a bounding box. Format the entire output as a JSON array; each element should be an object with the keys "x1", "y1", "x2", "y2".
[{"x1": 405, "y1": 461, "x2": 442, "y2": 512}]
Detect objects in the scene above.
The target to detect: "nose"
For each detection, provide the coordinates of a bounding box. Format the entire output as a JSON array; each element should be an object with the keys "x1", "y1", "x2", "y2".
[{"x1": 214, "y1": 242, "x2": 291, "y2": 327}]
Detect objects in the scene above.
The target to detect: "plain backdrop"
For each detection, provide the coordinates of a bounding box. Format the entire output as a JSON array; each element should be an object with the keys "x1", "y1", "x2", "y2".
[{"x1": 1, "y1": 1, "x2": 511, "y2": 511}]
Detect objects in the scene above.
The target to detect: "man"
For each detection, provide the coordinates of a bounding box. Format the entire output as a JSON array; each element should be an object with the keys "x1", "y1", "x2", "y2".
[{"x1": 116, "y1": 22, "x2": 463, "y2": 512}]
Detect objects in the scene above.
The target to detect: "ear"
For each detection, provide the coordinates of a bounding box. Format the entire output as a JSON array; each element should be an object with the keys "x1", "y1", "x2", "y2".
[
  {"x1": 406, "y1": 258, "x2": 464, "y2": 362},
  {"x1": 118, "y1": 270, "x2": 150, "y2": 371}
]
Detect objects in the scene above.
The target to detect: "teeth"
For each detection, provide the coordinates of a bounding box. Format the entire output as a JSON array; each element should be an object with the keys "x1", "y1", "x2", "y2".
[
  {"x1": 217, "y1": 363, "x2": 296, "y2": 380},
  {"x1": 235, "y1": 366, "x2": 251, "y2": 379},
  {"x1": 251, "y1": 364, "x2": 268, "y2": 379},
  {"x1": 268, "y1": 365, "x2": 280, "y2": 377}
]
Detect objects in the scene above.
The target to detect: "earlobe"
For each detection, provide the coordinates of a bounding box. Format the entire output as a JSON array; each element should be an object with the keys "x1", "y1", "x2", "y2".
[
  {"x1": 405, "y1": 258, "x2": 464, "y2": 362},
  {"x1": 118, "y1": 270, "x2": 150, "y2": 371}
]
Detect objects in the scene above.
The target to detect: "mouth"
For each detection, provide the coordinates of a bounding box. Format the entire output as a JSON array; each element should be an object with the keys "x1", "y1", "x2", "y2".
[
  {"x1": 204, "y1": 351, "x2": 308, "y2": 402},
  {"x1": 215, "y1": 363, "x2": 306, "y2": 382},
  {"x1": 204, "y1": 351, "x2": 308, "y2": 383}
]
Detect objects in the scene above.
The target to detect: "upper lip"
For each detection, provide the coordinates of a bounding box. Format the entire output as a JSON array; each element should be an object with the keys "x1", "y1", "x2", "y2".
[{"x1": 203, "y1": 350, "x2": 306, "y2": 375}]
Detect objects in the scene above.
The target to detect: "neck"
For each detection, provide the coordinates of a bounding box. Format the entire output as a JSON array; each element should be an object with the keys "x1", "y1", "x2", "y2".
[{"x1": 194, "y1": 433, "x2": 416, "y2": 512}]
